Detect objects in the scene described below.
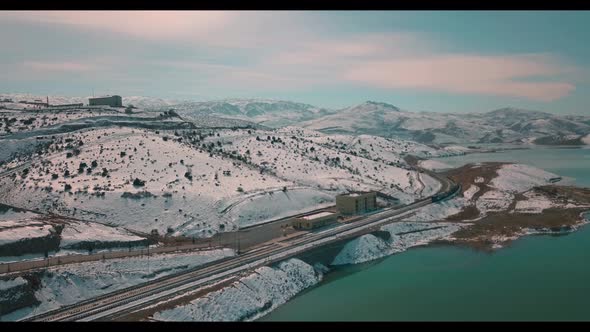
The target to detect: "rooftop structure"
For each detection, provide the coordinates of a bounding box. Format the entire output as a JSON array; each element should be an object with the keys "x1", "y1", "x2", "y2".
[
  {"x1": 301, "y1": 211, "x2": 335, "y2": 220},
  {"x1": 291, "y1": 211, "x2": 337, "y2": 230}
]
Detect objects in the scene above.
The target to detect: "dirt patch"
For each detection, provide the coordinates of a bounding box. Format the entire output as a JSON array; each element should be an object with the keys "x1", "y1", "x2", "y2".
[
  {"x1": 403, "y1": 155, "x2": 423, "y2": 167},
  {"x1": 535, "y1": 185, "x2": 590, "y2": 202},
  {"x1": 442, "y1": 162, "x2": 515, "y2": 222},
  {"x1": 452, "y1": 207, "x2": 588, "y2": 251},
  {"x1": 442, "y1": 175, "x2": 590, "y2": 252},
  {"x1": 508, "y1": 192, "x2": 527, "y2": 210},
  {"x1": 20, "y1": 271, "x2": 44, "y2": 291},
  {"x1": 443, "y1": 162, "x2": 506, "y2": 201},
  {"x1": 446, "y1": 205, "x2": 480, "y2": 221}
]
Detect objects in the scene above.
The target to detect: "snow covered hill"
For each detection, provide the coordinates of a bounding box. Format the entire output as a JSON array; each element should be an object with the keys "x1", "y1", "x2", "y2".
[
  {"x1": 166, "y1": 99, "x2": 335, "y2": 128},
  {"x1": 0, "y1": 112, "x2": 450, "y2": 240}
]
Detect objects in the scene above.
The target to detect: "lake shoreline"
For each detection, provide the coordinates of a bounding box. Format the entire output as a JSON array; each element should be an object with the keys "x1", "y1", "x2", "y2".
[{"x1": 262, "y1": 147, "x2": 590, "y2": 321}]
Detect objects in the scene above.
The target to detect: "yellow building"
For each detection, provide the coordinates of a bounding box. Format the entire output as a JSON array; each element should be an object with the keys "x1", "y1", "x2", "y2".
[
  {"x1": 336, "y1": 191, "x2": 377, "y2": 215},
  {"x1": 291, "y1": 211, "x2": 338, "y2": 230}
]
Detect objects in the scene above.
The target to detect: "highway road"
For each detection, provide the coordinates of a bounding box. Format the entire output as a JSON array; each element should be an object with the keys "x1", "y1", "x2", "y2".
[{"x1": 21, "y1": 167, "x2": 458, "y2": 322}]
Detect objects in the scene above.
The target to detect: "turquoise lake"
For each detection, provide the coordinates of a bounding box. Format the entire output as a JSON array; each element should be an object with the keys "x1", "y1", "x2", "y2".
[
  {"x1": 262, "y1": 146, "x2": 590, "y2": 321},
  {"x1": 441, "y1": 146, "x2": 590, "y2": 188}
]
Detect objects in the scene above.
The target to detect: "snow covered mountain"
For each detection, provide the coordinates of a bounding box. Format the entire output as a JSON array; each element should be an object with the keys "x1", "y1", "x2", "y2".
[
  {"x1": 302, "y1": 102, "x2": 590, "y2": 145},
  {"x1": 167, "y1": 99, "x2": 335, "y2": 128},
  {"x1": 167, "y1": 97, "x2": 590, "y2": 146}
]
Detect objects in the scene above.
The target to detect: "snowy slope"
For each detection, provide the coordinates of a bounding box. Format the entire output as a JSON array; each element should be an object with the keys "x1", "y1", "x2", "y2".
[
  {"x1": 59, "y1": 220, "x2": 144, "y2": 249},
  {"x1": 0, "y1": 116, "x2": 447, "y2": 243},
  {"x1": 0, "y1": 206, "x2": 147, "y2": 259},
  {"x1": 0, "y1": 248, "x2": 234, "y2": 321},
  {"x1": 332, "y1": 222, "x2": 464, "y2": 265},
  {"x1": 491, "y1": 164, "x2": 557, "y2": 193},
  {"x1": 0, "y1": 127, "x2": 292, "y2": 236},
  {"x1": 0, "y1": 220, "x2": 54, "y2": 246},
  {"x1": 153, "y1": 258, "x2": 321, "y2": 322}
]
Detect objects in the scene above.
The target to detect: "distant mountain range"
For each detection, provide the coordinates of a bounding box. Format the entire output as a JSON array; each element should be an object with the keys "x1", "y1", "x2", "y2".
[
  {"x1": 301, "y1": 103, "x2": 590, "y2": 145},
  {"x1": 165, "y1": 99, "x2": 590, "y2": 146},
  {"x1": 3, "y1": 93, "x2": 589, "y2": 145},
  {"x1": 167, "y1": 99, "x2": 334, "y2": 128}
]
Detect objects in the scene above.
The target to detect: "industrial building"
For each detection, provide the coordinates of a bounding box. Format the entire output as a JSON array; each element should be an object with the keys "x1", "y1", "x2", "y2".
[
  {"x1": 89, "y1": 95, "x2": 123, "y2": 107},
  {"x1": 19, "y1": 98, "x2": 49, "y2": 108},
  {"x1": 336, "y1": 191, "x2": 377, "y2": 215},
  {"x1": 51, "y1": 103, "x2": 83, "y2": 108},
  {"x1": 291, "y1": 211, "x2": 338, "y2": 230}
]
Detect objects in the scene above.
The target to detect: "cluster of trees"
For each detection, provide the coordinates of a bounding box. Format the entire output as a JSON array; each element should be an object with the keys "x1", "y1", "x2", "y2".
[{"x1": 255, "y1": 135, "x2": 285, "y2": 145}]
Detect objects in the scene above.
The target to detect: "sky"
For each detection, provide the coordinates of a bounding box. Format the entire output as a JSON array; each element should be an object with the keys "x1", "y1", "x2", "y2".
[{"x1": 0, "y1": 11, "x2": 589, "y2": 114}]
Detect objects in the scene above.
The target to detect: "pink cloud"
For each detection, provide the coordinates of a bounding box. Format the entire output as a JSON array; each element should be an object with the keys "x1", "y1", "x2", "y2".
[
  {"x1": 22, "y1": 61, "x2": 98, "y2": 72},
  {"x1": 0, "y1": 11, "x2": 314, "y2": 51},
  {"x1": 14, "y1": 57, "x2": 136, "y2": 83},
  {"x1": 271, "y1": 33, "x2": 430, "y2": 65},
  {"x1": 3, "y1": 12, "x2": 579, "y2": 102},
  {"x1": 273, "y1": 42, "x2": 383, "y2": 65},
  {"x1": 1, "y1": 11, "x2": 236, "y2": 42},
  {"x1": 343, "y1": 54, "x2": 576, "y2": 101},
  {"x1": 144, "y1": 59, "x2": 313, "y2": 91}
]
